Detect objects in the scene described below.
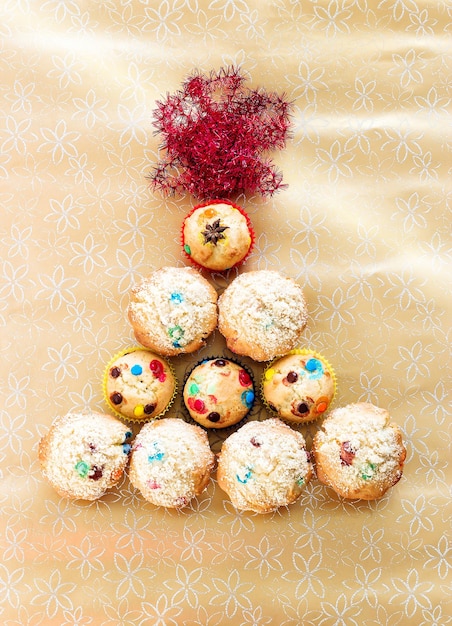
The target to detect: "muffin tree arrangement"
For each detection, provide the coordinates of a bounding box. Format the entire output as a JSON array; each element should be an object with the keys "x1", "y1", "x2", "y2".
[{"x1": 38, "y1": 66, "x2": 406, "y2": 512}]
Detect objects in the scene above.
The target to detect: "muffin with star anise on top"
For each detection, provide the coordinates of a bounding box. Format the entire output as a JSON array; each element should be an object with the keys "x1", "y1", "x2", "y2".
[{"x1": 181, "y1": 200, "x2": 254, "y2": 272}]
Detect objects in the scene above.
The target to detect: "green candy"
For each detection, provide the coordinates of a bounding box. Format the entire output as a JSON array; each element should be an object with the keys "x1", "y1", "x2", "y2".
[
  {"x1": 75, "y1": 460, "x2": 89, "y2": 478},
  {"x1": 361, "y1": 462, "x2": 377, "y2": 481}
]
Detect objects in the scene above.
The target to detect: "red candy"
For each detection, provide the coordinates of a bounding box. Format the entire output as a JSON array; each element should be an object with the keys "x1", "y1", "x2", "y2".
[
  {"x1": 239, "y1": 369, "x2": 252, "y2": 387},
  {"x1": 88, "y1": 466, "x2": 104, "y2": 481},
  {"x1": 150, "y1": 359, "x2": 166, "y2": 382},
  {"x1": 340, "y1": 441, "x2": 356, "y2": 466},
  {"x1": 187, "y1": 397, "x2": 207, "y2": 414},
  {"x1": 194, "y1": 399, "x2": 206, "y2": 413}
]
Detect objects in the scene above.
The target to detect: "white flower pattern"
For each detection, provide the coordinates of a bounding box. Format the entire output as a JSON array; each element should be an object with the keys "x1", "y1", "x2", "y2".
[{"x1": 1, "y1": 1, "x2": 450, "y2": 624}]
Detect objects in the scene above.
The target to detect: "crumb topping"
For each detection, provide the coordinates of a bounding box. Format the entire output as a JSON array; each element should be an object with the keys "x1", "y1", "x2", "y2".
[
  {"x1": 314, "y1": 403, "x2": 405, "y2": 496},
  {"x1": 218, "y1": 419, "x2": 312, "y2": 512},
  {"x1": 129, "y1": 267, "x2": 217, "y2": 351},
  {"x1": 218, "y1": 271, "x2": 307, "y2": 358},
  {"x1": 40, "y1": 412, "x2": 131, "y2": 500},
  {"x1": 129, "y1": 419, "x2": 215, "y2": 508}
]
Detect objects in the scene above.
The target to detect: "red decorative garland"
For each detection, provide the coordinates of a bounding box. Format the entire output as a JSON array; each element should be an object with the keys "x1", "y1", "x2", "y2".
[{"x1": 147, "y1": 66, "x2": 292, "y2": 200}]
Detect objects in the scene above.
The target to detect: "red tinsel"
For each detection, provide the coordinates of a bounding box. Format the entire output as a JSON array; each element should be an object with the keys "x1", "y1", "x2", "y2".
[{"x1": 147, "y1": 66, "x2": 292, "y2": 200}]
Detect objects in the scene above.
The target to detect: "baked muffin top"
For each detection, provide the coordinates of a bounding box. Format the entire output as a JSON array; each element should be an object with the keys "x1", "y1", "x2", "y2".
[
  {"x1": 262, "y1": 350, "x2": 336, "y2": 423},
  {"x1": 38, "y1": 411, "x2": 132, "y2": 501},
  {"x1": 182, "y1": 200, "x2": 253, "y2": 271},
  {"x1": 128, "y1": 418, "x2": 215, "y2": 508},
  {"x1": 103, "y1": 348, "x2": 176, "y2": 421},
  {"x1": 128, "y1": 266, "x2": 218, "y2": 356},
  {"x1": 312, "y1": 402, "x2": 406, "y2": 500},
  {"x1": 218, "y1": 270, "x2": 308, "y2": 361},
  {"x1": 183, "y1": 358, "x2": 254, "y2": 429},
  {"x1": 217, "y1": 418, "x2": 313, "y2": 513}
]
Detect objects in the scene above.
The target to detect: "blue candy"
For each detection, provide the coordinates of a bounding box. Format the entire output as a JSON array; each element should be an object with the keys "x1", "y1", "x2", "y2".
[{"x1": 236, "y1": 467, "x2": 253, "y2": 484}]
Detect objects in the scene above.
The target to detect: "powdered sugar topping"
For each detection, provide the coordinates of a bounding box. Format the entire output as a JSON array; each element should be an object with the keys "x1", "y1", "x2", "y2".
[{"x1": 218, "y1": 418, "x2": 312, "y2": 512}]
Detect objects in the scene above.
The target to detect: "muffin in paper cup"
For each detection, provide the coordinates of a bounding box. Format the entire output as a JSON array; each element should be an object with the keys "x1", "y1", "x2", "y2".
[
  {"x1": 261, "y1": 349, "x2": 337, "y2": 424},
  {"x1": 103, "y1": 346, "x2": 177, "y2": 423},
  {"x1": 181, "y1": 199, "x2": 255, "y2": 272},
  {"x1": 182, "y1": 356, "x2": 256, "y2": 430}
]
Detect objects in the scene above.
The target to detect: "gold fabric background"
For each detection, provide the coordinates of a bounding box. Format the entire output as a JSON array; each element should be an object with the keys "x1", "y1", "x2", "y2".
[{"x1": 1, "y1": 1, "x2": 451, "y2": 624}]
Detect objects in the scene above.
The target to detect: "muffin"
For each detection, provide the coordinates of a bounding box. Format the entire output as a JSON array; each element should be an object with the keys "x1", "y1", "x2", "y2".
[
  {"x1": 218, "y1": 270, "x2": 308, "y2": 362},
  {"x1": 38, "y1": 411, "x2": 133, "y2": 501},
  {"x1": 128, "y1": 266, "x2": 218, "y2": 356},
  {"x1": 217, "y1": 418, "x2": 313, "y2": 513},
  {"x1": 262, "y1": 349, "x2": 336, "y2": 424},
  {"x1": 128, "y1": 418, "x2": 215, "y2": 508},
  {"x1": 183, "y1": 358, "x2": 255, "y2": 429},
  {"x1": 312, "y1": 402, "x2": 406, "y2": 500},
  {"x1": 103, "y1": 347, "x2": 176, "y2": 421},
  {"x1": 182, "y1": 199, "x2": 254, "y2": 271}
]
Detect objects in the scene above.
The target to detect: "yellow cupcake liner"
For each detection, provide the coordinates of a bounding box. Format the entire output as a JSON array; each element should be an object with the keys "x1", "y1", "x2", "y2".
[
  {"x1": 260, "y1": 348, "x2": 337, "y2": 424},
  {"x1": 102, "y1": 346, "x2": 178, "y2": 423}
]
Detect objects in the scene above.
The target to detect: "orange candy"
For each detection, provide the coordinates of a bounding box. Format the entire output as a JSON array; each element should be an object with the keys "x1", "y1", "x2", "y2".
[{"x1": 202, "y1": 208, "x2": 217, "y2": 219}]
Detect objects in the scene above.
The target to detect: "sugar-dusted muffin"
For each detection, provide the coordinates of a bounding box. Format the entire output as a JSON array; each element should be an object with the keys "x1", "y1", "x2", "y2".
[
  {"x1": 182, "y1": 199, "x2": 254, "y2": 271},
  {"x1": 128, "y1": 418, "x2": 215, "y2": 508},
  {"x1": 312, "y1": 402, "x2": 406, "y2": 500},
  {"x1": 183, "y1": 358, "x2": 255, "y2": 429},
  {"x1": 38, "y1": 411, "x2": 133, "y2": 501},
  {"x1": 217, "y1": 418, "x2": 313, "y2": 513},
  {"x1": 218, "y1": 270, "x2": 308, "y2": 362},
  {"x1": 128, "y1": 266, "x2": 218, "y2": 357},
  {"x1": 262, "y1": 350, "x2": 336, "y2": 424},
  {"x1": 103, "y1": 347, "x2": 176, "y2": 422}
]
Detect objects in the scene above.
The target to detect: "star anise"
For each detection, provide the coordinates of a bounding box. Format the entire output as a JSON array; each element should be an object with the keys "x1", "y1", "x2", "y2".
[{"x1": 202, "y1": 219, "x2": 229, "y2": 245}]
